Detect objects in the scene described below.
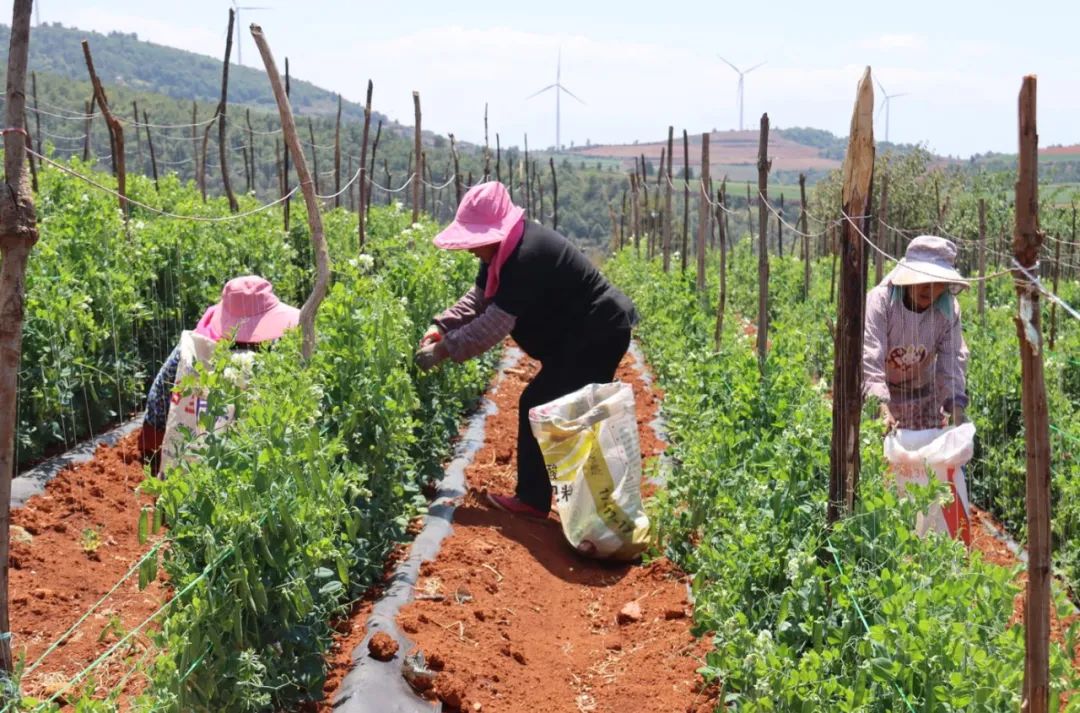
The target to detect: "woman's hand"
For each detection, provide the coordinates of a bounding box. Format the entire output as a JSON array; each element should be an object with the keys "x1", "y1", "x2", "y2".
[
  {"x1": 419, "y1": 324, "x2": 443, "y2": 348},
  {"x1": 879, "y1": 402, "x2": 898, "y2": 434},
  {"x1": 415, "y1": 340, "x2": 449, "y2": 372},
  {"x1": 951, "y1": 405, "x2": 967, "y2": 426}
]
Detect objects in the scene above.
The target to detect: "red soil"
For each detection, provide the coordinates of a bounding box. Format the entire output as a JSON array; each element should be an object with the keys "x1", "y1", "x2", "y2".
[
  {"x1": 387, "y1": 349, "x2": 716, "y2": 713},
  {"x1": 10, "y1": 433, "x2": 167, "y2": 708}
]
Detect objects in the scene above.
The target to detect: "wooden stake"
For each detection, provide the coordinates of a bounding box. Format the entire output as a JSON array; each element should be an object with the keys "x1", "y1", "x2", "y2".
[
  {"x1": 620, "y1": 187, "x2": 627, "y2": 250},
  {"x1": 24, "y1": 111, "x2": 37, "y2": 194},
  {"x1": 358, "y1": 80, "x2": 373, "y2": 249},
  {"x1": 630, "y1": 172, "x2": 640, "y2": 254},
  {"x1": 81, "y1": 40, "x2": 127, "y2": 215},
  {"x1": 245, "y1": 108, "x2": 255, "y2": 193},
  {"x1": 537, "y1": 163, "x2": 544, "y2": 225},
  {"x1": 875, "y1": 168, "x2": 889, "y2": 284},
  {"x1": 682, "y1": 129, "x2": 689, "y2": 272},
  {"x1": 217, "y1": 9, "x2": 239, "y2": 212},
  {"x1": 368, "y1": 119, "x2": 381, "y2": 214},
  {"x1": 0, "y1": 0, "x2": 38, "y2": 675},
  {"x1": 549, "y1": 157, "x2": 558, "y2": 232},
  {"x1": 412, "y1": 90, "x2": 422, "y2": 222},
  {"x1": 83, "y1": 99, "x2": 92, "y2": 162},
  {"x1": 346, "y1": 155, "x2": 354, "y2": 211},
  {"x1": 663, "y1": 126, "x2": 674, "y2": 272},
  {"x1": 1013, "y1": 74, "x2": 1051, "y2": 713},
  {"x1": 334, "y1": 93, "x2": 342, "y2": 208},
  {"x1": 827, "y1": 67, "x2": 875, "y2": 526},
  {"x1": 30, "y1": 71, "x2": 40, "y2": 171},
  {"x1": 977, "y1": 198, "x2": 987, "y2": 319},
  {"x1": 495, "y1": 133, "x2": 501, "y2": 185},
  {"x1": 1050, "y1": 233, "x2": 1061, "y2": 350},
  {"x1": 756, "y1": 113, "x2": 771, "y2": 367},
  {"x1": 449, "y1": 133, "x2": 462, "y2": 206},
  {"x1": 777, "y1": 194, "x2": 784, "y2": 258},
  {"x1": 307, "y1": 118, "x2": 320, "y2": 196},
  {"x1": 143, "y1": 109, "x2": 159, "y2": 192},
  {"x1": 800, "y1": 173, "x2": 810, "y2": 300},
  {"x1": 251, "y1": 23, "x2": 330, "y2": 362},
  {"x1": 746, "y1": 181, "x2": 753, "y2": 244},
  {"x1": 283, "y1": 58, "x2": 291, "y2": 232},
  {"x1": 524, "y1": 134, "x2": 531, "y2": 220},
  {"x1": 483, "y1": 103, "x2": 491, "y2": 181},
  {"x1": 715, "y1": 186, "x2": 727, "y2": 350},
  {"x1": 697, "y1": 132, "x2": 710, "y2": 291},
  {"x1": 199, "y1": 119, "x2": 212, "y2": 202}
]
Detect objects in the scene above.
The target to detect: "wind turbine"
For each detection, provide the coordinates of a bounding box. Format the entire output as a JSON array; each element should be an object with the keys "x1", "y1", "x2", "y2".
[
  {"x1": 718, "y1": 57, "x2": 765, "y2": 132},
  {"x1": 526, "y1": 48, "x2": 585, "y2": 153},
  {"x1": 875, "y1": 78, "x2": 908, "y2": 144},
  {"x1": 231, "y1": 1, "x2": 271, "y2": 66}
]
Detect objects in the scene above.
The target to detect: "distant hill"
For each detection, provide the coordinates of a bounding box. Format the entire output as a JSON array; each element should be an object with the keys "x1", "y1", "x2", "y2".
[{"x1": 0, "y1": 21, "x2": 385, "y2": 125}]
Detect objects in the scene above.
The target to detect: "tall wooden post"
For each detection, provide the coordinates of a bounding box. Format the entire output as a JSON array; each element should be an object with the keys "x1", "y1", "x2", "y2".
[
  {"x1": 483, "y1": 103, "x2": 491, "y2": 181},
  {"x1": 30, "y1": 71, "x2": 41, "y2": 171},
  {"x1": 537, "y1": 166, "x2": 544, "y2": 225},
  {"x1": 800, "y1": 173, "x2": 810, "y2": 301},
  {"x1": 333, "y1": 94, "x2": 342, "y2": 208},
  {"x1": 663, "y1": 126, "x2": 674, "y2": 272},
  {"x1": 83, "y1": 99, "x2": 92, "y2": 162},
  {"x1": 495, "y1": 133, "x2": 502, "y2": 185},
  {"x1": 756, "y1": 113, "x2": 771, "y2": 367},
  {"x1": 23, "y1": 110, "x2": 37, "y2": 194},
  {"x1": 251, "y1": 24, "x2": 330, "y2": 362},
  {"x1": 1049, "y1": 235, "x2": 1061, "y2": 350},
  {"x1": 697, "y1": 132, "x2": 710, "y2": 291},
  {"x1": 655, "y1": 148, "x2": 665, "y2": 262},
  {"x1": 827, "y1": 68, "x2": 875, "y2": 525},
  {"x1": 1013, "y1": 74, "x2": 1050, "y2": 713},
  {"x1": 0, "y1": 0, "x2": 37, "y2": 676},
  {"x1": 777, "y1": 194, "x2": 784, "y2": 258},
  {"x1": 367, "y1": 120, "x2": 381, "y2": 213},
  {"x1": 620, "y1": 187, "x2": 627, "y2": 250},
  {"x1": 199, "y1": 119, "x2": 213, "y2": 202},
  {"x1": 715, "y1": 186, "x2": 727, "y2": 350},
  {"x1": 143, "y1": 109, "x2": 159, "y2": 192},
  {"x1": 217, "y1": 9, "x2": 239, "y2": 212},
  {"x1": 358, "y1": 80, "x2": 373, "y2": 249},
  {"x1": 245, "y1": 108, "x2": 255, "y2": 194},
  {"x1": 81, "y1": 40, "x2": 126, "y2": 215},
  {"x1": 412, "y1": 91, "x2": 422, "y2": 222},
  {"x1": 131, "y1": 100, "x2": 141, "y2": 173},
  {"x1": 630, "y1": 172, "x2": 640, "y2": 254},
  {"x1": 307, "y1": 118, "x2": 320, "y2": 196},
  {"x1": 682, "y1": 129, "x2": 690, "y2": 272},
  {"x1": 875, "y1": 168, "x2": 889, "y2": 283},
  {"x1": 550, "y1": 157, "x2": 558, "y2": 232},
  {"x1": 977, "y1": 198, "x2": 987, "y2": 319},
  {"x1": 449, "y1": 133, "x2": 462, "y2": 207},
  {"x1": 640, "y1": 154, "x2": 650, "y2": 257}
]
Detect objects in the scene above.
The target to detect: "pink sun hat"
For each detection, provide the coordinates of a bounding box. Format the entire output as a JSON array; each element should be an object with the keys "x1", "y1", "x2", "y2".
[
  {"x1": 194, "y1": 275, "x2": 300, "y2": 343},
  {"x1": 433, "y1": 181, "x2": 525, "y2": 250}
]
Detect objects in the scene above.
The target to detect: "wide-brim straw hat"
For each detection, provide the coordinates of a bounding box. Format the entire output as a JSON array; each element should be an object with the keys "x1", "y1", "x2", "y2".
[
  {"x1": 433, "y1": 181, "x2": 525, "y2": 250},
  {"x1": 890, "y1": 235, "x2": 969, "y2": 291},
  {"x1": 197, "y1": 275, "x2": 300, "y2": 343}
]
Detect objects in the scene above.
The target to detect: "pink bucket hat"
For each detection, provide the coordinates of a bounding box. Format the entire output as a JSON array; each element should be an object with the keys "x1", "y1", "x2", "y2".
[
  {"x1": 433, "y1": 181, "x2": 525, "y2": 250},
  {"x1": 195, "y1": 275, "x2": 300, "y2": 343}
]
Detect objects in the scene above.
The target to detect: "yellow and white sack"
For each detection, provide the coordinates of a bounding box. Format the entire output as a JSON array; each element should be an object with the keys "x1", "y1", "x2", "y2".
[
  {"x1": 160, "y1": 330, "x2": 254, "y2": 473},
  {"x1": 529, "y1": 382, "x2": 651, "y2": 560}
]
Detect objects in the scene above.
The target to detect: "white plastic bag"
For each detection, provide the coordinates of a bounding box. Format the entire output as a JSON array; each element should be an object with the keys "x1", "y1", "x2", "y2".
[
  {"x1": 529, "y1": 382, "x2": 651, "y2": 560},
  {"x1": 160, "y1": 331, "x2": 253, "y2": 473},
  {"x1": 883, "y1": 422, "x2": 975, "y2": 545}
]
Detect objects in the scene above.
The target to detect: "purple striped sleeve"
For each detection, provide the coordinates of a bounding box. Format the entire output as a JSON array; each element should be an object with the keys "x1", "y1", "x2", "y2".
[
  {"x1": 443, "y1": 304, "x2": 516, "y2": 363},
  {"x1": 433, "y1": 286, "x2": 488, "y2": 333}
]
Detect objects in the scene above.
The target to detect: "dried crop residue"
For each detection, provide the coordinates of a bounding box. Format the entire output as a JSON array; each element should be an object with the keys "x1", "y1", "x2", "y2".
[
  {"x1": 10, "y1": 433, "x2": 167, "y2": 707},
  {"x1": 397, "y1": 348, "x2": 715, "y2": 712}
]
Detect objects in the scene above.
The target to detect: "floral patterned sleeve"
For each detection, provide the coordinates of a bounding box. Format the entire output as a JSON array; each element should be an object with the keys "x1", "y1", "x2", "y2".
[{"x1": 144, "y1": 345, "x2": 181, "y2": 430}]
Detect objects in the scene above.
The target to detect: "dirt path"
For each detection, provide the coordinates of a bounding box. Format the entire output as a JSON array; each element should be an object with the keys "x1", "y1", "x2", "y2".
[
  {"x1": 334, "y1": 349, "x2": 717, "y2": 712},
  {"x1": 10, "y1": 433, "x2": 166, "y2": 706}
]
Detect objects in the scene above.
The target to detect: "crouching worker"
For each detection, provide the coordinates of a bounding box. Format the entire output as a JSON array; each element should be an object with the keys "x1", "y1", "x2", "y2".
[
  {"x1": 415, "y1": 181, "x2": 638, "y2": 519},
  {"x1": 862, "y1": 236, "x2": 974, "y2": 545},
  {"x1": 139, "y1": 275, "x2": 299, "y2": 475}
]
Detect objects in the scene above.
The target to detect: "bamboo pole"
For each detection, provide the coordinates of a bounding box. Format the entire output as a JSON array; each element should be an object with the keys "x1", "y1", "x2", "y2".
[
  {"x1": 978, "y1": 198, "x2": 987, "y2": 318},
  {"x1": 81, "y1": 40, "x2": 127, "y2": 215},
  {"x1": 251, "y1": 23, "x2": 330, "y2": 362},
  {"x1": 143, "y1": 109, "x2": 159, "y2": 192},
  {"x1": 217, "y1": 8, "x2": 239, "y2": 212},
  {"x1": 412, "y1": 90, "x2": 421, "y2": 222},
  {"x1": 0, "y1": 0, "x2": 37, "y2": 675},
  {"x1": 358, "y1": 80, "x2": 373, "y2": 249},
  {"x1": 697, "y1": 133, "x2": 710, "y2": 291},
  {"x1": 827, "y1": 68, "x2": 875, "y2": 526},
  {"x1": 756, "y1": 113, "x2": 771, "y2": 367},
  {"x1": 1013, "y1": 74, "x2": 1050, "y2": 713}
]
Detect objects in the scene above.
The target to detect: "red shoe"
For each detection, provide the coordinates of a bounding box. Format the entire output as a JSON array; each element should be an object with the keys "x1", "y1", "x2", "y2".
[{"x1": 486, "y1": 492, "x2": 549, "y2": 519}]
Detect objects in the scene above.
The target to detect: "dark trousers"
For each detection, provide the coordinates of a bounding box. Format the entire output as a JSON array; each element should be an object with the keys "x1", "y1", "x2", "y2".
[{"x1": 515, "y1": 329, "x2": 632, "y2": 511}]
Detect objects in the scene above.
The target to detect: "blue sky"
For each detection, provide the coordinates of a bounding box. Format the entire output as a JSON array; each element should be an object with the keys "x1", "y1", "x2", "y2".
[{"x1": 35, "y1": 0, "x2": 1080, "y2": 156}]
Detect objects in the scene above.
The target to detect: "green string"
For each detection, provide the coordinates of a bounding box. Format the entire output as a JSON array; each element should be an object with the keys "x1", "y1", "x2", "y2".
[
  {"x1": 24, "y1": 539, "x2": 166, "y2": 676},
  {"x1": 828, "y1": 538, "x2": 918, "y2": 713}
]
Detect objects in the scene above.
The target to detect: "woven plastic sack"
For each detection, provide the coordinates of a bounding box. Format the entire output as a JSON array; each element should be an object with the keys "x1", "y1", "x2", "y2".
[
  {"x1": 883, "y1": 422, "x2": 975, "y2": 545},
  {"x1": 529, "y1": 381, "x2": 650, "y2": 560},
  {"x1": 160, "y1": 330, "x2": 253, "y2": 473}
]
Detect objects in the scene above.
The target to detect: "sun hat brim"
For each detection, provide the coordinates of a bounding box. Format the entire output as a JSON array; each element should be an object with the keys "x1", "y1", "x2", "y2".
[
  {"x1": 210, "y1": 302, "x2": 300, "y2": 343},
  {"x1": 891, "y1": 260, "x2": 969, "y2": 290},
  {"x1": 433, "y1": 205, "x2": 525, "y2": 250}
]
